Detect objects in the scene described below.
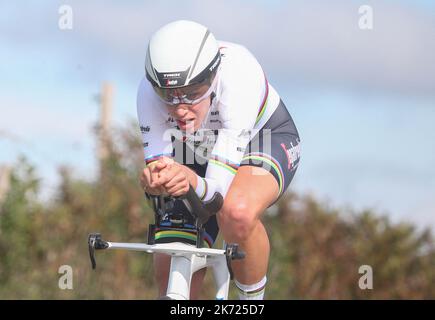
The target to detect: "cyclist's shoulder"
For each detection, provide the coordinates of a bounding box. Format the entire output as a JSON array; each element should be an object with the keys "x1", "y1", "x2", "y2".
[
  {"x1": 218, "y1": 40, "x2": 245, "y2": 51},
  {"x1": 218, "y1": 40, "x2": 260, "y2": 68},
  {"x1": 218, "y1": 40, "x2": 254, "y2": 57},
  {"x1": 137, "y1": 77, "x2": 153, "y2": 111},
  {"x1": 217, "y1": 41, "x2": 265, "y2": 89}
]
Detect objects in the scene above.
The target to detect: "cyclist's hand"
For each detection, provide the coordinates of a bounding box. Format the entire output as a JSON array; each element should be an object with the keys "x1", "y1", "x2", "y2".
[
  {"x1": 157, "y1": 162, "x2": 190, "y2": 197},
  {"x1": 140, "y1": 159, "x2": 168, "y2": 195}
]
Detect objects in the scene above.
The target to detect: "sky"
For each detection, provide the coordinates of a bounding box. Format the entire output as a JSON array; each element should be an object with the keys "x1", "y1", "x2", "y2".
[{"x1": 1, "y1": 0, "x2": 434, "y2": 229}]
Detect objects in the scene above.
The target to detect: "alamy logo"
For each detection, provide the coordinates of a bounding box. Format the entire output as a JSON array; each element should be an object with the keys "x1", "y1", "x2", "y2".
[
  {"x1": 58, "y1": 265, "x2": 73, "y2": 290},
  {"x1": 359, "y1": 265, "x2": 373, "y2": 290},
  {"x1": 237, "y1": 129, "x2": 252, "y2": 137},
  {"x1": 58, "y1": 5, "x2": 73, "y2": 30}
]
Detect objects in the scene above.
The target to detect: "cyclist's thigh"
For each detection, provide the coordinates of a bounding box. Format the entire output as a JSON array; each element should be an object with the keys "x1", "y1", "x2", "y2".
[{"x1": 239, "y1": 99, "x2": 301, "y2": 207}]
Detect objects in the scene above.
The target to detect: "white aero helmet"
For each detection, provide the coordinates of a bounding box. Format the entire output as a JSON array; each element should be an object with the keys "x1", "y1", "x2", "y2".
[{"x1": 145, "y1": 20, "x2": 221, "y2": 105}]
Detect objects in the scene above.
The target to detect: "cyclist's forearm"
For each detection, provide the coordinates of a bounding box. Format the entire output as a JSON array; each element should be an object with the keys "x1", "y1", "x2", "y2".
[
  {"x1": 180, "y1": 165, "x2": 198, "y2": 189},
  {"x1": 194, "y1": 176, "x2": 224, "y2": 201},
  {"x1": 180, "y1": 165, "x2": 225, "y2": 201}
]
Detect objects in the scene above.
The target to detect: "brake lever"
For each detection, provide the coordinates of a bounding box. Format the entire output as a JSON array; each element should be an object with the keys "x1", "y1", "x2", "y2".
[
  {"x1": 88, "y1": 233, "x2": 109, "y2": 270},
  {"x1": 225, "y1": 243, "x2": 246, "y2": 280}
]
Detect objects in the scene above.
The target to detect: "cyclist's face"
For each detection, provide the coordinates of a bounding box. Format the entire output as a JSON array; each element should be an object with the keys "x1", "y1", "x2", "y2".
[{"x1": 167, "y1": 96, "x2": 211, "y2": 133}]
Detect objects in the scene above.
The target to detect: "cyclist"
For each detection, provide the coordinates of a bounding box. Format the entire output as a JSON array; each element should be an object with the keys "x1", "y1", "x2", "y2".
[{"x1": 137, "y1": 20, "x2": 301, "y2": 300}]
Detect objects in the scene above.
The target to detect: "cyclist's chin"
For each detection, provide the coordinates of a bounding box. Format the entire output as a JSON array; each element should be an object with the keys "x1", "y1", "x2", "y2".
[{"x1": 177, "y1": 119, "x2": 198, "y2": 132}]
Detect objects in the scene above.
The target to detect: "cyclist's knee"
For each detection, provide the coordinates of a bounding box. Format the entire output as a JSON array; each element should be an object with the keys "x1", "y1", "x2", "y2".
[{"x1": 219, "y1": 196, "x2": 258, "y2": 242}]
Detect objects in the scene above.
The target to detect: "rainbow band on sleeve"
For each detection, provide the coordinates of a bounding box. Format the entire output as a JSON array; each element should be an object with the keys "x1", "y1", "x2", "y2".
[
  {"x1": 241, "y1": 152, "x2": 284, "y2": 196},
  {"x1": 155, "y1": 229, "x2": 213, "y2": 248},
  {"x1": 209, "y1": 155, "x2": 239, "y2": 175},
  {"x1": 255, "y1": 75, "x2": 269, "y2": 125},
  {"x1": 200, "y1": 178, "x2": 208, "y2": 200},
  {"x1": 144, "y1": 153, "x2": 173, "y2": 167}
]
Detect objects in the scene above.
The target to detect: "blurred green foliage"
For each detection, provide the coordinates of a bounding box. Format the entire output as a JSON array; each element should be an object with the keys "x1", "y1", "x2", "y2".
[{"x1": 1, "y1": 123, "x2": 434, "y2": 299}]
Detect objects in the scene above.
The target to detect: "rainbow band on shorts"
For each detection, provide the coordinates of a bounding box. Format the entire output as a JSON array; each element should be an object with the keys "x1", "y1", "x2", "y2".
[
  {"x1": 241, "y1": 152, "x2": 284, "y2": 196},
  {"x1": 209, "y1": 155, "x2": 239, "y2": 175}
]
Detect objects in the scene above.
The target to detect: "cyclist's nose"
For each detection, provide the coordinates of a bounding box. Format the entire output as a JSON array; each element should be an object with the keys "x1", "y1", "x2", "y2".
[{"x1": 173, "y1": 104, "x2": 189, "y2": 117}]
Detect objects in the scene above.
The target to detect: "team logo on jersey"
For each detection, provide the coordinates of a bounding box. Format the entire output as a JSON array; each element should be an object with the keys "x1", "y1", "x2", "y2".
[
  {"x1": 140, "y1": 125, "x2": 150, "y2": 133},
  {"x1": 281, "y1": 140, "x2": 301, "y2": 170},
  {"x1": 166, "y1": 116, "x2": 175, "y2": 123}
]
